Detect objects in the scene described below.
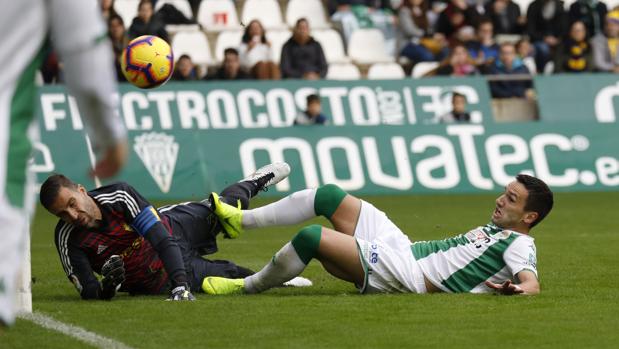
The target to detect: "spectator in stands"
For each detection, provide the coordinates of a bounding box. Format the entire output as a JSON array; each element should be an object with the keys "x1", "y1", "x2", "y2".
[
  {"x1": 485, "y1": 0, "x2": 524, "y2": 35},
  {"x1": 239, "y1": 20, "x2": 280, "y2": 80},
  {"x1": 592, "y1": 10, "x2": 619, "y2": 72},
  {"x1": 128, "y1": 0, "x2": 169, "y2": 42},
  {"x1": 435, "y1": 0, "x2": 481, "y2": 44},
  {"x1": 568, "y1": 0, "x2": 607, "y2": 39},
  {"x1": 399, "y1": 0, "x2": 447, "y2": 63},
  {"x1": 172, "y1": 54, "x2": 199, "y2": 81},
  {"x1": 484, "y1": 42, "x2": 533, "y2": 99},
  {"x1": 294, "y1": 94, "x2": 328, "y2": 125},
  {"x1": 100, "y1": 0, "x2": 119, "y2": 21},
  {"x1": 435, "y1": 43, "x2": 478, "y2": 76},
  {"x1": 467, "y1": 18, "x2": 500, "y2": 65},
  {"x1": 206, "y1": 48, "x2": 250, "y2": 80},
  {"x1": 526, "y1": 0, "x2": 567, "y2": 72},
  {"x1": 555, "y1": 21, "x2": 593, "y2": 72},
  {"x1": 516, "y1": 38, "x2": 538, "y2": 74},
  {"x1": 437, "y1": 92, "x2": 471, "y2": 123},
  {"x1": 330, "y1": 0, "x2": 398, "y2": 55},
  {"x1": 108, "y1": 14, "x2": 128, "y2": 82},
  {"x1": 280, "y1": 18, "x2": 328, "y2": 80}
]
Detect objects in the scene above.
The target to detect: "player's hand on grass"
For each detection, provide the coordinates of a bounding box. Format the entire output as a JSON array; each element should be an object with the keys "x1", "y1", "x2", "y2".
[
  {"x1": 485, "y1": 280, "x2": 524, "y2": 295},
  {"x1": 101, "y1": 255, "x2": 125, "y2": 299},
  {"x1": 91, "y1": 141, "x2": 128, "y2": 179},
  {"x1": 167, "y1": 284, "x2": 196, "y2": 301}
]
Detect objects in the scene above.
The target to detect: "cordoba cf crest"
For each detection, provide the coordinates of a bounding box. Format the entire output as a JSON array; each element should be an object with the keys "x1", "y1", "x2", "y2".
[{"x1": 134, "y1": 132, "x2": 179, "y2": 193}]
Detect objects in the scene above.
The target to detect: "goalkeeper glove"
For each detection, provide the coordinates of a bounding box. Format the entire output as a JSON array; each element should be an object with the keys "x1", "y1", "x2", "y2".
[
  {"x1": 167, "y1": 284, "x2": 196, "y2": 301},
  {"x1": 101, "y1": 255, "x2": 125, "y2": 299}
]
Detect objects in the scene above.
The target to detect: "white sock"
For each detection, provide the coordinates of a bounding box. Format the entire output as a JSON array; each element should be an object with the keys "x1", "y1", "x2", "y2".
[
  {"x1": 242, "y1": 188, "x2": 317, "y2": 229},
  {"x1": 244, "y1": 242, "x2": 307, "y2": 293}
]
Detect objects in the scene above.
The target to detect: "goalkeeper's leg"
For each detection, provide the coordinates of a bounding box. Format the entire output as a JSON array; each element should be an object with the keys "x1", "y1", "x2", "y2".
[
  {"x1": 238, "y1": 184, "x2": 363, "y2": 236},
  {"x1": 203, "y1": 225, "x2": 364, "y2": 295}
]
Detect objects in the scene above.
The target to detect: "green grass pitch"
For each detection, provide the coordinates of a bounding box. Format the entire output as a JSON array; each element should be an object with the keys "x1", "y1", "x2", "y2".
[{"x1": 2, "y1": 191, "x2": 619, "y2": 348}]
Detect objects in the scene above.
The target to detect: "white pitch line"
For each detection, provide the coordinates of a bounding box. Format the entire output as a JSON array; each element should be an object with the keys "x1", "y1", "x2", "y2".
[{"x1": 18, "y1": 311, "x2": 134, "y2": 349}]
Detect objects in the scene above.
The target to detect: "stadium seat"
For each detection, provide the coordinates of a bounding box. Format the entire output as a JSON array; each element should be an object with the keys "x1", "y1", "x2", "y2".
[
  {"x1": 411, "y1": 61, "x2": 440, "y2": 78},
  {"x1": 115, "y1": 0, "x2": 140, "y2": 27},
  {"x1": 171, "y1": 30, "x2": 213, "y2": 67},
  {"x1": 286, "y1": 0, "x2": 330, "y2": 29},
  {"x1": 347, "y1": 28, "x2": 394, "y2": 64},
  {"x1": 214, "y1": 29, "x2": 244, "y2": 62},
  {"x1": 197, "y1": 0, "x2": 242, "y2": 31},
  {"x1": 241, "y1": 0, "x2": 286, "y2": 29},
  {"x1": 512, "y1": 0, "x2": 534, "y2": 14},
  {"x1": 154, "y1": 0, "x2": 193, "y2": 20},
  {"x1": 326, "y1": 63, "x2": 361, "y2": 80},
  {"x1": 266, "y1": 29, "x2": 292, "y2": 63},
  {"x1": 367, "y1": 63, "x2": 406, "y2": 80},
  {"x1": 311, "y1": 29, "x2": 350, "y2": 63}
]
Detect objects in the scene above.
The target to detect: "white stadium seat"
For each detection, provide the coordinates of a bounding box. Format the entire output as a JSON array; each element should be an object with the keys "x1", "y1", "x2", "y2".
[
  {"x1": 347, "y1": 28, "x2": 394, "y2": 64},
  {"x1": 197, "y1": 0, "x2": 241, "y2": 31},
  {"x1": 512, "y1": 0, "x2": 534, "y2": 14},
  {"x1": 367, "y1": 63, "x2": 406, "y2": 80},
  {"x1": 266, "y1": 29, "x2": 292, "y2": 63},
  {"x1": 171, "y1": 30, "x2": 213, "y2": 66},
  {"x1": 115, "y1": 0, "x2": 140, "y2": 27},
  {"x1": 411, "y1": 61, "x2": 440, "y2": 78},
  {"x1": 286, "y1": 0, "x2": 330, "y2": 29},
  {"x1": 241, "y1": 0, "x2": 285, "y2": 29},
  {"x1": 155, "y1": 0, "x2": 193, "y2": 20},
  {"x1": 326, "y1": 63, "x2": 361, "y2": 80},
  {"x1": 311, "y1": 29, "x2": 350, "y2": 63},
  {"x1": 214, "y1": 29, "x2": 244, "y2": 62}
]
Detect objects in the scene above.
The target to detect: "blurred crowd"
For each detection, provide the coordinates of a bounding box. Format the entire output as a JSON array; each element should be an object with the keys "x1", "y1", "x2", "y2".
[{"x1": 39, "y1": 0, "x2": 619, "y2": 100}]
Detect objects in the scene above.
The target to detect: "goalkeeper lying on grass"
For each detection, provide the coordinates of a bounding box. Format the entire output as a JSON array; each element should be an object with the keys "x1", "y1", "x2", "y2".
[
  {"x1": 40, "y1": 163, "x2": 309, "y2": 301},
  {"x1": 204, "y1": 174, "x2": 553, "y2": 296}
]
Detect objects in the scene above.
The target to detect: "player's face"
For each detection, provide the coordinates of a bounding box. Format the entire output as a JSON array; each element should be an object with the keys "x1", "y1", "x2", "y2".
[
  {"x1": 492, "y1": 181, "x2": 532, "y2": 230},
  {"x1": 48, "y1": 186, "x2": 100, "y2": 229}
]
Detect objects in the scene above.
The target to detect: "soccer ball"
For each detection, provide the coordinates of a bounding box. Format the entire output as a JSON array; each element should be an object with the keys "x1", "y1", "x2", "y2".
[{"x1": 121, "y1": 35, "x2": 173, "y2": 89}]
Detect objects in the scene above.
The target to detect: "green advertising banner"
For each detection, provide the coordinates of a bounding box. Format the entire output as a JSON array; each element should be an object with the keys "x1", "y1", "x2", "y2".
[
  {"x1": 535, "y1": 73, "x2": 619, "y2": 123},
  {"x1": 33, "y1": 81, "x2": 619, "y2": 198}
]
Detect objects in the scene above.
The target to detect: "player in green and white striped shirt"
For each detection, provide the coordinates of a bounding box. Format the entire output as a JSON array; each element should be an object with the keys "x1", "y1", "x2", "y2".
[
  {"x1": 202, "y1": 174, "x2": 553, "y2": 297},
  {"x1": 0, "y1": 0, "x2": 127, "y2": 327}
]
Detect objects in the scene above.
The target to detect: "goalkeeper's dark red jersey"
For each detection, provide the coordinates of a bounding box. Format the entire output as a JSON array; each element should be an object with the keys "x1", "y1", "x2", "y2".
[{"x1": 53, "y1": 182, "x2": 184, "y2": 298}]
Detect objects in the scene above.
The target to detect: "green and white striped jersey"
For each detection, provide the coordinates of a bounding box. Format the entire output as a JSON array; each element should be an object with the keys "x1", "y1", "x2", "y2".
[{"x1": 411, "y1": 224, "x2": 538, "y2": 293}]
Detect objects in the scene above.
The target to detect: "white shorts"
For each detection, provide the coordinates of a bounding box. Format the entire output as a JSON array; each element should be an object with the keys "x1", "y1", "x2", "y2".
[{"x1": 354, "y1": 200, "x2": 427, "y2": 294}]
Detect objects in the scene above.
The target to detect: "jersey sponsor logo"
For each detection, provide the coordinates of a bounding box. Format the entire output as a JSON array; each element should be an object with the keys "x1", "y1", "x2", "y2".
[
  {"x1": 134, "y1": 132, "x2": 179, "y2": 193},
  {"x1": 97, "y1": 244, "x2": 108, "y2": 255},
  {"x1": 370, "y1": 244, "x2": 379, "y2": 264}
]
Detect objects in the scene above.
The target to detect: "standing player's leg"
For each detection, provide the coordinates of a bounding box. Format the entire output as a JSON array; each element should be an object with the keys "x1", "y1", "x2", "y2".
[
  {"x1": 202, "y1": 224, "x2": 364, "y2": 294},
  {"x1": 212, "y1": 184, "x2": 363, "y2": 237},
  {"x1": 0, "y1": 199, "x2": 29, "y2": 327}
]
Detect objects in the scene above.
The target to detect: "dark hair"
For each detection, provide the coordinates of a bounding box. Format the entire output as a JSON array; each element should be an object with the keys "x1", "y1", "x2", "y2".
[
  {"x1": 296, "y1": 18, "x2": 308, "y2": 27},
  {"x1": 108, "y1": 14, "x2": 124, "y2": 27},
  {"x1": 516, "y1": 174, "x2": 554, "y2": 228},
  {"x1": 476, "y1": 17, "x2": 493, "y2": 31},
  {"x1": 241, "y1": 20, "x2": 267, "y2": 44},
  {"x1": 224, "y1": 47, "x2": 239, "y2": 56},
  {"x1": 40, "y1": 174, "x2": 78, "y2": 210},
  {"x1": 306, "y1": 94, "x2": 320, "y2": 105},
  {"x1": 178, "y1": 54, "x2": 192, "y2": 61},
  {"x1": 452, "y1": 92, "x2": 466, "y2": 102}
]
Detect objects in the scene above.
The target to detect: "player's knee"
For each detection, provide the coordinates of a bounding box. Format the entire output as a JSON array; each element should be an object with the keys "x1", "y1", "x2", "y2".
[
  {"x1": 314, "y1": 184, "x2": 347, "y2": 219},
  {"x1": 291, "y1": 224, "x2": 323, "y2": 264}
]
